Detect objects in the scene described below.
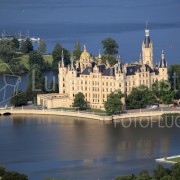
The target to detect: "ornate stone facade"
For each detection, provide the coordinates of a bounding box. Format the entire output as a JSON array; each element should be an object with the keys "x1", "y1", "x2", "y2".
[{"x1": 37, "y1": 25, "x2": 168, "y2": 109}]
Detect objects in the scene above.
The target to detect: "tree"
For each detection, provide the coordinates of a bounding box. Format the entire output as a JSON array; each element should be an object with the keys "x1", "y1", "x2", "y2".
[
  {"x1": 11, "y1": 38, "x2": 20, "y2": 50},
  {"x1": 20, "y1": 38, "x2": 33, "y2": 54},
  {"x1": 126, "y1": 85, "x2": 155, "y2": 109},
  {"x1": 1, "y1": 171, "x2": 28, "y2": 180},
  {"x1": 8, "y1": 60, "x2": 28, "y2": 75},
  {"x1": 29, "y1": 51, "x2": 44, "y2": 68},
  {"x1": 52, "y1": 43, "x2": 70, "y2": 71},
  {"x1": 101, "y1": 54, "x2": 117, "y2": 66},
  {"x1": 102, "y1": 37, "x2": 119, "y2": 55},
  {"x1": 72, "y1": 41, "x2": 82, "y2": 61},
  {"x1": 153, "y1": 165, "x2": 168, "y2": 179},
  {"x1": 104, "y1": 90, "x2": 123, "y2": 115},
  {"x1": 171, "y1": 162, "x2": 180, "y2": 179},
  {"x1": 0, "y1": 40, "x2": 15, "y2": 63},
  {"x1": 152, "y1": 80, "x2": 175, "y2": 105},
  {"x1": 0, "y1": 166, "x2": 6, "y2": 177},
  {"x1": 38, "y1": 39, "x2": 46, "y2": 54},
  {"x1": 10, "y1": 90, "x2": 27, "y2": 107},
  {"x1": 73, "y1": 92, "x2": 87, "y2": 110}
]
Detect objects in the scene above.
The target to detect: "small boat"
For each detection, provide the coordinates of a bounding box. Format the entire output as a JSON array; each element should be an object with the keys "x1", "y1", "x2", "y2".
[{"x1": 30, "y1": 37, "x2": 40, "y2": 42}]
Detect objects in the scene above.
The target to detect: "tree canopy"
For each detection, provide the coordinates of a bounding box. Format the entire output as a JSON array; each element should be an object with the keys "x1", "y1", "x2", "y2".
[
  {"x1": 152, "y1": 80, "x2": 175, "y2": 104},
  {"x1": 11, "y1": 38, "x2": 20, "y2": 50},
  {"x1": 126, "y1": 85, "x2": 155, "y2": 109},
  {"x1": 101, "y1": 54, "x2": 117, "y2": 66},
  {"x1": 0, "y1": 40, "x2": 15, "y2": 63},
  {"x1": 52, "y1": 43, "x2": 70, "y2": 71},
  {"x1": 72, "y1": 41, "x2": 82, "y2": 61},
  {"x1": 101, "y1": 37, "x2": 119, "y2": 55},
  {"x1": 10, "y1": 90, "x2": 27, "y2": 107},
  {"x1": 38, "y1": 39, "x2": 46, "y2": 55},
  {"x1": 20, "y1": 39, "x2": 33, "y2": 54},
  {"x1": 1, "y1": 171, "x2": 28, "y2": 180},
  {"x1": 29, "y1": 51, "x2": 44, "y2": 67},
  {"x1": 104, "y1": 90, "x2": 123, "y2": 115},
  {"x1": 115, "y1": 163, "x2": 180, "y2": 180},
  {"x1": 73, "y1": 92, "x2": 87, "y2": 110}
]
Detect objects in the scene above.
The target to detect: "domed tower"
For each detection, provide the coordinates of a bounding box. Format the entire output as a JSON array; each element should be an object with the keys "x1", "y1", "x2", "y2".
[
  {"x1": 142, "y1": 21, "x2": 153, "y2": 68},
  {"x1": 80, "y1": 45, "x2": 91, "y2": 71}
]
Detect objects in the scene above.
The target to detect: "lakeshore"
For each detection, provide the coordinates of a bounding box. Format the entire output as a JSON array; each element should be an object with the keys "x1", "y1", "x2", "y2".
[
  {"x1": 156, "y1": 155, "x2": 180, "y2": 164},
  {"x1": 0, "y1": 108, "x2": 180, "y2": 121}
]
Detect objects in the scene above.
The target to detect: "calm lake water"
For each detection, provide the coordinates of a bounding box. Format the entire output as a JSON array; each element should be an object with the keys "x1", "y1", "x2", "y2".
[
  {"x1": 0, "y1": 0, "x2": 180, "y2": 63},
  {"x1": 0, "y1": 115, "x2": 180, "y2": 180}
]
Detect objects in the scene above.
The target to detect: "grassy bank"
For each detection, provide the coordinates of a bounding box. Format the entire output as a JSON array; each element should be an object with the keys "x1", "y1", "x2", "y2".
[
  {"x1": 0, "y1": 54, "x2": 53, "y2": 74},
  {"x1": 166, "y1": 157, "x2": 180, "y2": 163}
]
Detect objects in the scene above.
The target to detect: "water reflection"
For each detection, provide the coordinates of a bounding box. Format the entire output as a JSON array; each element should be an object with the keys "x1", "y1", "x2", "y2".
[{"x1": 0, "y1": 115, "x2": 179, "y2": 180}]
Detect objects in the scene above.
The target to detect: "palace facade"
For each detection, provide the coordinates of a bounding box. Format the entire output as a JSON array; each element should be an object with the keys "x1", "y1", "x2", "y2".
[{"x1": 37, "y1": 24, "x2": 168, "y2": 109}]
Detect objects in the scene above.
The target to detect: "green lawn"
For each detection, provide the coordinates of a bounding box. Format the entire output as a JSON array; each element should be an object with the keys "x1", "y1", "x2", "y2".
[
  {"x1": 0, "y1": 59, "x2": 7, "y2": 72},
  {"x1": 166, "y1": 157, "x2": 180, "y2": 163},
  {"x1": 43, "y1": 55, "x2": 53, "y2": 65},
  {"x1": 20, "y1": 54, "x2": 29, "y2": 69},
  {"x1": 0, "y1": 54, "x2": 53, "y2": 73}
]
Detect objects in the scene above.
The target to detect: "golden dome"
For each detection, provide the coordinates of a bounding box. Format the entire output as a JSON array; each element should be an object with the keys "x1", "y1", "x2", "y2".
[{"x1": 80, "y1": 45, "x2": 90, "y2": 61}]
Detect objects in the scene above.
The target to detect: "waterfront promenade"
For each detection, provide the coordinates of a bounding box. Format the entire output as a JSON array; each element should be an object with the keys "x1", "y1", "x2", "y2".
[{"x1": 0, "y1": 108, "x2": 180, "y2": 121}]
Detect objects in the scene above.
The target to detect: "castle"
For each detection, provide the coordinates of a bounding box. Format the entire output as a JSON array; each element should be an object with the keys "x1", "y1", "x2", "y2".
[{"x1": 37, "y1": 24, "x2": 168, "y2": 109}]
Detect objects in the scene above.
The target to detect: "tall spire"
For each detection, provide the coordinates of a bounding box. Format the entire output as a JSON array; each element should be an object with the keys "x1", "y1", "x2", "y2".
[
  {"x1": 144, "y1": 20, "x2": 150, "y2": 48},
  {"x1": 71, "y1": 53, "x2": 74, "y2": 70},
  {"x1": 61, "y1": 49, "x2": 64, "y2": 67},
  {"x1": 84, "y1": 45, "x2": 86, "y2": 52},
  {"x1": 161, "y1": 50, "x2": 165, "y2": 60},
  {"x1": 160, "y1": 50, "x2": 167, "y2": 68},
  {"x1": 145, "y1": 20, "x2": 149, "y2": 37},
  {"x1": 146, "y1": 20, "x2": 148, "y2": 30},
  {"x1": 98, "y1": 49, "x2": 101, "y2": 59},
  {"x1": 139, "y1": 53, "x2": 142, "y2": 63}
]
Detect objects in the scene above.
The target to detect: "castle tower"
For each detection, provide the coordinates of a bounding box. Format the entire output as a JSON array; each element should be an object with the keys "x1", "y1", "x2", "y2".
[
  {"x1": 158, "y1": 50, "x2": 168, "y2": 81},
  {"x1": 142, "y1": 21, "x2": 153, "y2": 68},
  {"x1": 58, "y1": 50, "x2": 67, "y2": 94}
]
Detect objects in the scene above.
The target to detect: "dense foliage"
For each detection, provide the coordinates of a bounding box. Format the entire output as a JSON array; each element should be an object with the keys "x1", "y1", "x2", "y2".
[
  {"x1": 101, "y1": 54, "x2": 117, "y2": 66},
  {"x1": 10, "y1": 90, "x2": 28, "y2": 107},
  {"x1": 115, "y1": 163, "x2": 180, "y2": 180},
  {"x1": 126, "y1": 85, "x2": 156, "y2": 109},
  {"x1": 38, "y1": 39, "x2": 46, "y2": 54},
  {"x1": 104, "y1": 90, "x2": 123, "y2": 115},
  {"x1": 152, "y1": 80, "x2": 175, "y2": 104},
  {"x1": 72, "y1": 41, "x2": 82, "y2": 61},
  {"x1": 11, "y1": 38, "x2": 20, "y2": 50},
  {"x1": 0, "y1": 166, "x2": 28, "y2": 180},
  {"x1": 102, "y1": 37, "x2": 119, "y2": 55},
  {"x1": 52, "y1": 43, "x2": 70, "y2": 71},
  {"x1": 0, "y1": 40, "x2": 15, "y2": 63},
  {"x1": 20, "y1": 39, "x2": 33, "y2": 54},
  {"x1": 73, "y1": 92, "x2": 87, "y2": 110}
]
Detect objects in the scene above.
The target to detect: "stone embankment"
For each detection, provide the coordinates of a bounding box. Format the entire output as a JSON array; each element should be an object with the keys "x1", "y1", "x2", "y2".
[{"x1": 0, "y1": 109, "x2": 180, "y2": 121}]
